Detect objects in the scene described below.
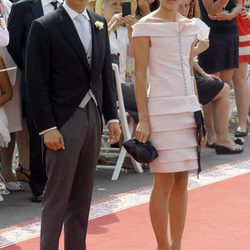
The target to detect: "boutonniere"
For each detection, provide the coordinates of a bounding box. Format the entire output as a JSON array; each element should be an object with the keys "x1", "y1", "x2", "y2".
[{"x1": 94, "y1": 21, "x2": 104, "y2": 31}]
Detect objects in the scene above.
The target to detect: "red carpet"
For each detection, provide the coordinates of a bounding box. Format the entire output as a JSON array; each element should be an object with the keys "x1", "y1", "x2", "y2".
[{"x1": 2, "y1": 173, "x2": 250, "y2": 250}]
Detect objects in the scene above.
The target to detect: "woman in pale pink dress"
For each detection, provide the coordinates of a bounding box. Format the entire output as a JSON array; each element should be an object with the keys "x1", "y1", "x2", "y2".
[{"x1": 132, "y1": 0, "x2": 206, "y2": 249}]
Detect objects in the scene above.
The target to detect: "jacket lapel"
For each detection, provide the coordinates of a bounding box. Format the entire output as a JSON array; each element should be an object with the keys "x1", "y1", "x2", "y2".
[
  {"x1": 57, "y1": 6, "x2": 91, "y2": 72},
  {"x1": 88, "y1": 10, "x2": 103, "y2": 79},
  {"x1": 30, "y1": 0, "x2": 44, "y2": 19}
]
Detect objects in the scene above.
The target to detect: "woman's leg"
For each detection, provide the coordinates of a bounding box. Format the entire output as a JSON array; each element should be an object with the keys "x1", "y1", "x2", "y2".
[
  {"x1": 211, "y1": 85, "x2": 233, "y2": 145},
  {"x1": 0, "y1": 133, "x2": 16, "y2": 181},
  {"x1": 203, "y1": 103, "x2": 216, "y2": 145},
  {"x1": 16, "y1": 118, "x2": 30, "y2": 170},
  {"x1": 232, "y1": 62, "x2": 249, "y2": 132},
  {"x1": 169, "y1": 171, "x2": 189, "y2": 250},
  {"x1": 202, "y1": 71, "x2": 222, "y2": 145},
  {"x1": 210, "y1": 70, "x2": 243, "y2": 150},
  {"x1": 219, "y1": 69, "x2": 234, "y2": 84},
  {"x1": 150, "y1": 173, "x2": 174, "y2": 250}
]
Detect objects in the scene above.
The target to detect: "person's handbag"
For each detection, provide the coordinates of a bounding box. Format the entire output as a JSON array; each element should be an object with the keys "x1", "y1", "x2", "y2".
[
  {"x1": 122, "y1": 138, "x2": 158, "y2": 163},
  {"x1": 194, "y1": 110, "x2": 207, "y2": 176}
]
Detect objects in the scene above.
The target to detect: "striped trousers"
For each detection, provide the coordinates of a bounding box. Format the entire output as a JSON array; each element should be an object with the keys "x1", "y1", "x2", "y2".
[{"x1": 40, "y1": 100, "x2": 101, "y2": 250}]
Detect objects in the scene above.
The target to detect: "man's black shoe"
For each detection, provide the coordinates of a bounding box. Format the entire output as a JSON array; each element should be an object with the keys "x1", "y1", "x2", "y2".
[{"x1": 30, "y1": 194, "x2": 43, "y2": 202}]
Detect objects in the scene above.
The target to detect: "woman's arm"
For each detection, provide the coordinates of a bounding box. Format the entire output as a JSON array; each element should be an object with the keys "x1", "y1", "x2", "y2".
[
  {"x1": 193, "y1": 39, "x2": 210, "y2": 57},
  {"x1": 240, "y1": 6, "x2": 250, "y2": 22},
  {"x1": 189, "y1": 42, "x2": 199, "y2": 96},
  {"x1": 108, "y1": 13, "x2": 124, "y2": 34},
  {"x1": 133, "y1": 34, "x2": 151, "y2": 143},
  {"x1": 194, "y1": 0, "x2": 201, "y2": 17},
  {"x1": 137, "y1": 0, "x2": 151, "y2": 16},
  {"x1": 228, "y1": 0, "x2": 242, "y2": 18},
  {"x1": 202, "y1": 0, "x2": 235, "y2": 15},
  {"x1": 0, "y1": 18, "x2": 9, "y2": 47},
  {"x1": 204, "y1": 0, "x2": 242, "y2": 20},
  {"x1": 0, "y1": 58, "x2": 13, "y2": 106},
  {"x1": 124, "y1": 15, "x2": 137, "y2": 56}
]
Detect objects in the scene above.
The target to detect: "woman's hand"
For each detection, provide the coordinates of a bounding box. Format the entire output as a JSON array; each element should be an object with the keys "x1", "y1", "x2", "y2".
[
  {"x1": 208, "y1": 11, "x2": 234, "y2": 21},
  {"x1": 200, "y1": 132, "x2": 207, "y2": 150},
  {"x1": 135, "y1": 117, "x2": 151, "y2": 143},
  {"x1": 205, "y1": 73, "x2": 222, "y2": 81},
  {"x1": 240, "y1": 8, "x2": 250, "y2": 21},
  {"x1": 124, "y1": 15, "x2": 137, "y2": 37},
  {"x1": 124, "y1": 15, "x2": 137, "y2": 27},
  {"x1": 194, "y1": 39, "x2": 210, "y2": 55},
  {"x1": 108, "y1": 13, "x2": 125, "y2": 32}
]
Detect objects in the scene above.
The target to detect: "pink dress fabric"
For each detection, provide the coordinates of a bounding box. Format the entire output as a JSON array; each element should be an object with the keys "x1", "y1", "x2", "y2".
[{"x1": 132, "y1": 20, "x2": 201, "y2": 173}]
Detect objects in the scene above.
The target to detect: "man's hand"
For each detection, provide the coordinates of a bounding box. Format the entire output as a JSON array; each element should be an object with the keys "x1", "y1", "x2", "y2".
[
  {"x1": 107, "y1": 122, "x2": 121, "y2": 144},
  {"x1": 44, "y1": 129, "x2": 65, "y2": 151}
]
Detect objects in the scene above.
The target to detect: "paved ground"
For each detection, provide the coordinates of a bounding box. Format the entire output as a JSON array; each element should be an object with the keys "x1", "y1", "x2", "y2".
[{"x1": 0, "y1": 115, "x2": 249, "y2": 230}]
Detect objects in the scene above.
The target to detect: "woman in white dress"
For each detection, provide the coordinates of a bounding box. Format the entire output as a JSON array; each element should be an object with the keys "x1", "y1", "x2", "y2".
[
  {"x1": 0, "y1": 0, "x2": 24, "y2": 191},
  {"x1": 0, "y1": 0, "x2": 12, "y2": 200},
  {"x1": 132, "y1": 0, "x2": 206, "y2": 249}
]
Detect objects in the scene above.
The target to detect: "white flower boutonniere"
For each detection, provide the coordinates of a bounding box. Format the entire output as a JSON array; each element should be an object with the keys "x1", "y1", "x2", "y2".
[{"x1": 95, "y1": 21, "x2": 104, "y2": 31}]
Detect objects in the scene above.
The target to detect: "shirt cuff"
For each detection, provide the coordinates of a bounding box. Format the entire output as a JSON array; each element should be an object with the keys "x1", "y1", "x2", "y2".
[
  {"x1": 107, "y1": 119, "x2": 119, "y2": 124},
  {"x1": 39, "y1": 127, "x2": 57, "y2": 135}
]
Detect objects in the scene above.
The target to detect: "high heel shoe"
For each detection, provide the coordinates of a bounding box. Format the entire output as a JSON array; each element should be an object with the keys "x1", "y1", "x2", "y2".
[
  {"x1": 235, "y1": 128, "x2": 248, "y2": 137},
  {"x1": 215, "y1": 144, "x2": 244, "y2": 154},
  {"x1": 0, "y1": 173, "x2": 24, "y2": 191},
  {"x1": 16, "y1": 164, "x2": 30, "y2": 182}
]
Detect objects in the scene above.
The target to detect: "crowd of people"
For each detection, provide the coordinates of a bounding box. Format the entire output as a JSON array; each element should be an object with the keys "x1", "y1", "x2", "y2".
[{"x1": 0, "y1": 0, "x2": 249, "y2": 249}]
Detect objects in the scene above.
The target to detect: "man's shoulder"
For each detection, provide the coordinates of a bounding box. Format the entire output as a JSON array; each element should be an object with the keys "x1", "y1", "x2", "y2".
[{"x1": 34, "y1": 9, "x2": 59, "y2": 26}]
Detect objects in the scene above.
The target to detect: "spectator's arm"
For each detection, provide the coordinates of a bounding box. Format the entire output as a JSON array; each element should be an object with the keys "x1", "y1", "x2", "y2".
[
  {"x1": 0, "y1": 18, "x2": 9, "y2": 46},
  {"x1": 228, "y1": 0, "x2": 242, "y2": 19},
  {"x1": 193, "y1": 60, "x2": 207, "y2": 77},
  {"x1": 0, "y1": 58, "x2": 13, "y2": 106},
  {"x1": 202, "y1": 0, "x2": 236, "y2": 15},
  {"x1": 193, "y1": 39, "x2": 209, "y2": 57},
  {"x1": 124, "y1": 15, "x2": 137, "y2": 57},
  {"x1": 137, "y1": 0, "x2": 151, "y2": 16},
  {"x1": 108, "y1": 13, "x2": 124, "y2": 34}
]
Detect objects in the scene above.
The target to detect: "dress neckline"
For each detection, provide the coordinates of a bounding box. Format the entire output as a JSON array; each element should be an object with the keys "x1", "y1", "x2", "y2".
[{"x1": 136, "y1": 19, "x2": 195, "y2": 25}]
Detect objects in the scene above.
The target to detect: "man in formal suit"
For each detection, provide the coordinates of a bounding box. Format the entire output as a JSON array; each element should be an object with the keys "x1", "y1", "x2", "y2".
[
  {"x1": 7, "y1": 0, "x2": 62, "y2": 202},
  {"x1": 26, "y1": 0, "x2": 121, "y2": 248}
]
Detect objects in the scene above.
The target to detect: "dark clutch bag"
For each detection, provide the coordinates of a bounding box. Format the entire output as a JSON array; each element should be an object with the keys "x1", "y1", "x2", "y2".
[
  {"x1": 194, "y1": 110, "x2": 207, "y2": 176},
  {"x1": 194, "y1": 110, "x2": 207, "y2": 150},
  {"x1": 122, "y1": 138, "x2": 159, "y2": 163}
]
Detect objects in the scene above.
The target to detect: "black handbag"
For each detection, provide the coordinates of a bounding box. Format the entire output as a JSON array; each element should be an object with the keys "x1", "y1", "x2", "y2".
[
  {"x1": 122, "y1": 138, "x2": 158, "y2": 163},
  {"x1": 194, "y1": 110, "x2": 207, "y2": 176}
]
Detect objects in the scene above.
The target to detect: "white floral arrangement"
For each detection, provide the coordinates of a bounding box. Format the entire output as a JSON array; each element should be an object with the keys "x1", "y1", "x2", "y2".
[{"x1": 94, "y1": 21, "x2": 104, "y2": 30}]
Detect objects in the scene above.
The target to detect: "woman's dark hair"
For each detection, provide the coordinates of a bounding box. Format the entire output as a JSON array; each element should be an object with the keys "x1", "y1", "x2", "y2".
[
  {"x1": 136, "y1": 0, "x2": 160, "y2": 17},
  {"x1": 150, "y1": 0, "x2": 160, "y2": 11}
]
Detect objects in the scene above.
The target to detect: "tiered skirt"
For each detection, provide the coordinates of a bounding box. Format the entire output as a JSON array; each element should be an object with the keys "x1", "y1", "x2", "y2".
[{"x1": 148, "y1": 94, "x2": 201, "y2": 173}]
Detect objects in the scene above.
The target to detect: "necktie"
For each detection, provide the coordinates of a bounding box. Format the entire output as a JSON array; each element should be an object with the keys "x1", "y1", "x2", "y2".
[
  {"x1": 50, "y1": 1, "x2": 58, "y2": 10},
  {"x1": 75, "y1": 14, "x2": 91, "y2": 63}
]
